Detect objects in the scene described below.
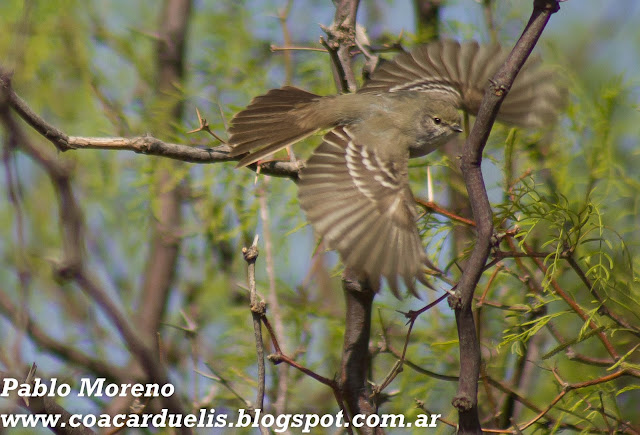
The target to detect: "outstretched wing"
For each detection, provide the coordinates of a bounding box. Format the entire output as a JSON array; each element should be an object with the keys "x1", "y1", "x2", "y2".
[
  {"x1": 298, "y1": 127, "x2": 430, "y2": 297},
  {"x1": 228, "y1": 86, "x2": 322, "y2": 167},
  {"x1": 360, "y1": 40, "x2": 563, "y2": 128}
]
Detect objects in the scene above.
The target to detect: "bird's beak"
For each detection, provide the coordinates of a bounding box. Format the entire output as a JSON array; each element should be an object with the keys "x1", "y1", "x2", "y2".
[{"x1": 452, "y1": 124, "x2": 463, "y2": 133}]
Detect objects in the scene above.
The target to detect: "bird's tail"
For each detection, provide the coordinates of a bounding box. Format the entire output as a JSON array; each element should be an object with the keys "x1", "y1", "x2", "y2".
[{"x1": 228, "y1": 86, "x2": 324, "y2": 167}]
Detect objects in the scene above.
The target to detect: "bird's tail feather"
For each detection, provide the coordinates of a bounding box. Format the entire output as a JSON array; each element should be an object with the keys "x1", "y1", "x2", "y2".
[{"x1": 228, "y1": 86, "x2": 323, "y2": 167}]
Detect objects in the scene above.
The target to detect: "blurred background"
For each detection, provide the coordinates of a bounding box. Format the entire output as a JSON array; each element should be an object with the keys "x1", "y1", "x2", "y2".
[{"x1": 0, "y1": 0, "x2": 639, "y2": 433}]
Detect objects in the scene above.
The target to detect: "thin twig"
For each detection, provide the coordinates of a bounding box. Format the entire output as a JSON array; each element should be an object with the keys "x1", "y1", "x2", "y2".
[
  {"x1": 241, "y1": 234, "x2": 268, "y2": 435},
  {"x1": 566, "y1": 255, "x2": 640, "y2": 336},
  {"x1": 270, "y1": 44, "x2": 327, "y2": 52},
  {"x1": 523, "y1": 242, "x2": 619, "y2": 359},
  {"x1": 256, "y1": 181, "x2": 290, "y2": 415},
  {"x1": 373, "y1": 292, "x2": 451, "y2": 395},
  {"x1": 260, "y1": 314, "x2": 353, "y2": 434},
  {"x1": 415, "y1": 198, "x2": 476, "y2": 226},
  {"x1": 198, "y1": 364, "x2": 253, "y2": 409}
]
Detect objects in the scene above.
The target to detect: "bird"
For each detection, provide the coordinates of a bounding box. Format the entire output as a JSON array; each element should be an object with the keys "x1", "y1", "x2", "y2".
[{"x1": 227, "y1": 39, "x2": 562, "y2": 298}]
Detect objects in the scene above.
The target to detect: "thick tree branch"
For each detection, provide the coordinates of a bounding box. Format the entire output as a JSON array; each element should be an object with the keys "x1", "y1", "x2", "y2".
[
  {"x1": 322, "y1": 0, "x2": 360, "y2": 93},
  {"x1": 339, "y1": 276, "x2": 382, "y2": 435},
  {"x1": 453, "y1": 1, "x2": 560, "y2": 433},
  {"x1": 322, "y1": 1, "x2": 386, "y2": 431},
  {"x1": 0, "y1": 73, "x2": 71, "y2": 152}
]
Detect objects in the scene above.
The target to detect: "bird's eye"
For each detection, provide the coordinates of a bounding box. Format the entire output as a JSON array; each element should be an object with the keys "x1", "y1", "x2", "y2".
[{"x1": 433, "y1": 117, "x2": 442, "y2": 125}]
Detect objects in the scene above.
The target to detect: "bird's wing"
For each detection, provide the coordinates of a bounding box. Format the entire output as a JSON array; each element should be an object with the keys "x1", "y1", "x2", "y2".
[
  {"x1": 360, "y1": 39, "x2": 466, "y2": 104},
  {"x1": 360, "y1": 40, "x2": 563, "y2": 128},
  {"x1": 298, "y1": 126, "x2": 430, "y2": 298}
]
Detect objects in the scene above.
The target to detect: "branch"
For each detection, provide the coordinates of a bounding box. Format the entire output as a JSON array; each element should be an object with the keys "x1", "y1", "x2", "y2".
[
  {"x1": 321, "y1": 2, "x2": 383, "y2": 432},
  {"x1": 373, "y1": 292, "x2": 453, "y2": 395},
  {"x1": 514, "y1": 367, "x2": 638, "y2": 433},
  {"x1": 414, "y1": 0, "x2": 443, "y2": 42},
  {"x1": 241, "y1": 235, "x2": 268, "y2": 435},
  {"x1": 256, "y1": 181, "x2": 290, "y2": 415},
  {"x1": 260, "y1": 314, "x2": 353, "y2": 435},
  {"x1": 523, "y1": 241, "x2": 619, "y2": 359},
  {"x1": 500, "y1": 234, "x2": 618, "y2": 369},
  {"x1": 0, "y1": 86, "x2": 192, "y2": 433},
  {"x1": 453, "y1": 1, "x2": 560, "y2": 432},
  {"x1": 0, "y1": 71, "x2": 301, "y2": 180},
  {"x1": 566, "y1": 255, "x2": 640, "y2": 337},
  {"x1": 415, "y1": 198, "x2": 476, "y2": 227},
  {"x1": 321, "y1": 0, "x2": 360, "y2": 93},
  {"x1": 339, "y1": 276, "x2": 382, "y2": 435}
]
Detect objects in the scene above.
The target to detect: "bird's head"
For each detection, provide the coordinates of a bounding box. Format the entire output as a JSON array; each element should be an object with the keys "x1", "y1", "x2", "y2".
[{"x1": 409, "y1": 98, "x2": 463, "y2": 158}]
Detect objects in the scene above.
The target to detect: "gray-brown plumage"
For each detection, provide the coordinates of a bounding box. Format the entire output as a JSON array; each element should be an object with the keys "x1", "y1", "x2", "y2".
[
  {"x1": 298, "y1": 126, "x2": 432, "y2": 294},
  {"x1": 227, "y1": 40, "x2": 562, "y2": 298},
  {"x1": 359, "y1": 40, "x2": 562, "y2": 128}
]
